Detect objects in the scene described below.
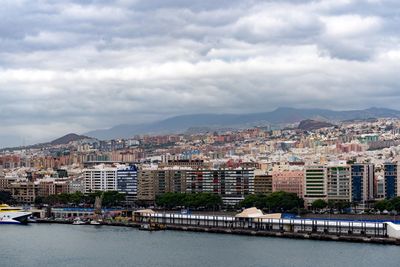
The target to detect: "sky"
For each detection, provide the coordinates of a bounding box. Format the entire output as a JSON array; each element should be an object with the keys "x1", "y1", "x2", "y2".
[{"x1": 0, "y1": 0, "x2": 399, "y2": 147}]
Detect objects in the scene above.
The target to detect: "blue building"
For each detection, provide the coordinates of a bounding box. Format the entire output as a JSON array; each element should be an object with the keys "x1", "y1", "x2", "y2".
[
  {"x1": 351, "y1": 164, "x2": 374, "y2": 203},
  {"x1": 117, "y1": 165, "x2": 138, "y2": 203},
  {"x1": 384, "y1": 163, "x2": 398, "y2": 199}
]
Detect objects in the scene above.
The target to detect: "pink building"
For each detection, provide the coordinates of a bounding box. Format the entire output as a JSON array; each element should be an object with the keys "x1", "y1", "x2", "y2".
[{"x1": 272, "y1": 170, "x2": 304, "y2": 197}]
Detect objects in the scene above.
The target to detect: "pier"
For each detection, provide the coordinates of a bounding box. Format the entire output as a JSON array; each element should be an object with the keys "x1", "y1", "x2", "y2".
[{"x1": 132, "y1": 209, "x2": 400, "y2": 245}]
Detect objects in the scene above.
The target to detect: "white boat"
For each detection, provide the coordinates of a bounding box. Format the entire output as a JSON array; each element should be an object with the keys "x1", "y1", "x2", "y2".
[
  {"x1": 72, "y1": 217, "x2": 86, "y2": 225},
  {"x1": 0, "y1": 204, "x2": 32, "y2": 225},
  {"x1": 90, "y1": 220, "x2": 101, "y2": 225}
]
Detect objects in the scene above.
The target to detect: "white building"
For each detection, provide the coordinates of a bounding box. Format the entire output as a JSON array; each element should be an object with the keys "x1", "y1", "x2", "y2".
[
  {"x1": 83, "y1": 164, "x2": 138, "y2": 202},
  {"x1": 84, "y1": 165, "x2": 118, "y2": 193}
]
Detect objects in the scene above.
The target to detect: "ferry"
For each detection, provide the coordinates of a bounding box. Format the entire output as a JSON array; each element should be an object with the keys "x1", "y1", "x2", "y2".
[{"x1": 0, "y1": 204, "x2": 32, "y2": 224}]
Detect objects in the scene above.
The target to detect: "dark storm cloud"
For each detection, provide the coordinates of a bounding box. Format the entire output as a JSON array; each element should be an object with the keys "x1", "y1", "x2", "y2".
[{"x1": 0, "y1": 0, "x2": 399, "y2": 146}]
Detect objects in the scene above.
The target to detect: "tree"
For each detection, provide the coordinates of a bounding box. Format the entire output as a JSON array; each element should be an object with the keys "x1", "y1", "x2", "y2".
[
  {"x1": 102, "y1": 191, "x2": 126, "y2": 207},
  {"x1": 311, "y1": 199, "x2": 327, "y2": 211},
  {"x1": 265, "y1": 191, "x2": 304, "y2": 212},
  {"x1": 156, "y1": 192, "x2": 185, "y2": 209},
  {"x1": 156, "y1": 193, "x2": 222, "y2": 210},
  {"x1": 239, "y1": 194, "x2": 267, "y2": 209},
  {"x1": 34, "y1": 196, "x2": 45, "y2": 205},
  {"x1": 374, "y1": 199, "x2": 393, "y2": 212},
  {"x1": 390, "y1": 197, "x2": 400, "y2": 212},
  {"x1": 35, "y1": 191, "x2": 126, "y2": 207},
  {"x1": 70, "y1": 191, "x2": 84, "y2": 205},
  {"x1": 327, "y1": 199, "x2": 336, "y2": 210},
  {"x1": 335, "y1": 200, "x2": 350, "y2": 211},
  {"x1": 240, "y1": 192, "x2": 304, "y2": 212},
  {"x1": 44, "y1": 194, "x2": 59, "y2": 205},
  {"x1": 57, "y1": 193, "x2": 71, "y2": 205},
  {"x1": 0, "y1": 191, "x2": 14, "y2": 204},
  {"x1": 326, "y1": 200, "x2": 350, "y2": 212}
]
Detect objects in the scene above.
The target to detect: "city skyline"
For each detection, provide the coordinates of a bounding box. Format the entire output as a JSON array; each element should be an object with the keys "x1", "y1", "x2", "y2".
[{"x1": 1, "y1": 0, "x2": 399, "y2": 146}]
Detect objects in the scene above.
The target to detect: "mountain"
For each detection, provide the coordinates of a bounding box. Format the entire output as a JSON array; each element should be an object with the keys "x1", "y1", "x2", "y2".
[
  {"x1": 298, "y1": 120, "x2": 335, "y2": 131},
  {"x1": 50, "y1": 133, "x2": 91, "y2": 146},
  {"x1": 0, "y1": 133, "x2": 91, "y2": 152},
  {"x1": 86, "y1": 107, "x2": 400, "y2": 140}
]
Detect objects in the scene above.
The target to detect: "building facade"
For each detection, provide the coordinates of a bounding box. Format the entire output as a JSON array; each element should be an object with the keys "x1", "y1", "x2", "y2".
[
  {"x1": 137, "y1": 167, "x2": 189, "y2": 203},
  {"x1": 327, "y1": 166, "x2": 351, "y2": 202},
  {"x1": 384, "y1": 163, "x2": 400, "y2": 199},
  {"x1": 304, "y1": 166, "x2": 327, "y2": 206},
  {"x1": 351, "y1": 164, "x2": 374, "y2": 203},
  {"x1": 83, "y1": 165, "x2": 117, "y2": 193},
  {"x1": 117, "y1": 165, "x2": 138, "y2": 203},
  {"x1": 272, "y1": 170, "x2": 304, "y2": 197},
  {"x1": 254, "y1": 174, "x2": 273, "y2": 195},
  {"x1": 186, "y1": 168, "x2": 254, "y2": 206}
]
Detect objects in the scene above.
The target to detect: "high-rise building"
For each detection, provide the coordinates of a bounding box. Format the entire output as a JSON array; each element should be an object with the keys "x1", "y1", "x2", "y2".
[
  {"x1": 327, "y1": 166, "x2": 351, "y2": 202},
  {"x1": 137, "y1": 169, "x2": 157, "y2": 203},
  {"x1": 304, "y1": 166, "x2": 327, "y2": 206},
  {"x1": 137, "y1": 167, "x2": 188, "y2": 203},
  {"x1": 117, "y1": 165, "x2": 138, "y2": 203},
  {"x1": 186, "y1": 168, "x2": 254, "y2": 206},
  {"x1": 272, "y1": 170, "x2": 304, "y2": 197},
  {"x1": 11, "y1": 181, "x2": 37, "y2": 203},
  {"x1": 384, "y1": 163, "x2": 400, "y2": 199},
  {"x1": 351, "y1": 164, "x2": 374, "y2": 203},
  {"x1": 84, "y1": 164, "x2": 138, "y2": 202},
  {"x1": 84, "y1": 165, "x2": 118, "y2": 193},
  {"x1": 254, "y1": 174, "x2": 273, "y2": 195}
]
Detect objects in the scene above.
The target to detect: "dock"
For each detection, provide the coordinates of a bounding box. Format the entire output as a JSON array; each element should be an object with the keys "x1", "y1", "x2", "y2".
[
  {"x1": 32, "y1": 208, "x2": 400, "y2": 246},
  {"x1": 132, "y1": 210, "x2": 400, "y2": 245}
]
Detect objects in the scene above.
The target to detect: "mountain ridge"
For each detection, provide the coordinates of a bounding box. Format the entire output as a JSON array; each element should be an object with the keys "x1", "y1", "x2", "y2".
[{"x1": 85, "y1": 107, "x2": 400, "y2": 140}]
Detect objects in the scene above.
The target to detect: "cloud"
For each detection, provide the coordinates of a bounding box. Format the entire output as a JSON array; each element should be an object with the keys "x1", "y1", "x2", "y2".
[{"x1": 0, "y1": 0, "x2": 399, "y2": 146}]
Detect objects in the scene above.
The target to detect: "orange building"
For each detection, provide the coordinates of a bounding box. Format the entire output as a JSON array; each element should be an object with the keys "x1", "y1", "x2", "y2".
[{"x1": 272, "y1": 170, "x2": 304, "y2": 197}]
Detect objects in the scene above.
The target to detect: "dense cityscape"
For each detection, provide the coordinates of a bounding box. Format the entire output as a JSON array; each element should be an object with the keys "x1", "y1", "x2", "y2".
[{"x1": 2, "y1": 117, "x2": 400, "y2": 213}]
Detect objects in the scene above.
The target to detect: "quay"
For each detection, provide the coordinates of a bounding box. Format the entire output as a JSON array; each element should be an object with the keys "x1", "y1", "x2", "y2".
[
  {"x1": 32, "y1": 207, "x2": 400, "y2": 245},
  {"x1": 131, "y1": 208, "x2": 400, "y2": 245}
]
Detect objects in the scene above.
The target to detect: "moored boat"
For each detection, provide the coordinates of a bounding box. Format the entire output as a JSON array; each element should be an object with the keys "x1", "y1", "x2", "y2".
[
  {"x1": 0, "y1": 204, "x2": 32, "y2": 225},
  {"x1": 72, "y1": 217, "x2": 87, "y2": 225},
  {"x1": 90, "y1": 220, "x2": 101, "y2": 225}
]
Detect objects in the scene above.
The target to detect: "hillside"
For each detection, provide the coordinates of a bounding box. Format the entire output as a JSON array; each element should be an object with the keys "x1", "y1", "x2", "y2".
[
  {"x1": 0, "y1": 133, "x2": 91, "y2": 152},
  {"x1": 50, "y1": 133, "x2": 91, "y2": 145},
  {"x1": 298, "y1": 120, "x2": 335, "y2": 131}
]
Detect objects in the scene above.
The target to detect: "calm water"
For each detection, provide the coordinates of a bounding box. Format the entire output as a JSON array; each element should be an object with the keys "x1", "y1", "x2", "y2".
[{"x1": 1, "y1": 224, "x2": 400, "y2": 267}]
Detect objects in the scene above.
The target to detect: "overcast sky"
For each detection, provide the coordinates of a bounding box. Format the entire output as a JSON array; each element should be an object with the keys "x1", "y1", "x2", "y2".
[{"x1": 0, "y1": 0, "x2": 399, "y2": 146}]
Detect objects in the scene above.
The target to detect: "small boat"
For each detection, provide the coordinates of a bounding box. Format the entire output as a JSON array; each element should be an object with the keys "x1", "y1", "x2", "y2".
[
  {"x1": 90, "y1": 220, "x2": 101, "y2": 225},
  {"x1": 139, "y1": 222, "x2": 165, "y2": 231},
  {"x1": 72, "y1": 217, "x2": 86, "y2": 225},
  {"x1": 139, "y1": 223, "x2": 151, "y2": 230},
  {"x1": 28, "y1": 216, "x2": 37, "y2": 223}
]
